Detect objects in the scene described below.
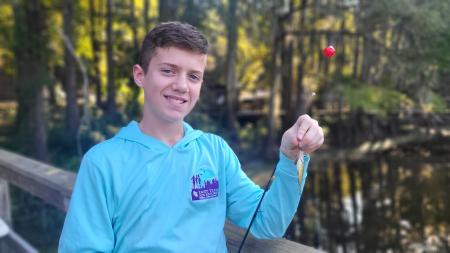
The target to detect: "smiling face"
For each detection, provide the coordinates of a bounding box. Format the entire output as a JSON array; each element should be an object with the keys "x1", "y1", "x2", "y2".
[{"x1": 133, "y1": 47, "x2": 207, "y2": 125}]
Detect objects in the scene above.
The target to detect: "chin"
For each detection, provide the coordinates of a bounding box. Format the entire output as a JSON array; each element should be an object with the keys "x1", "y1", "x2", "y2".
[
  {"x1": 164, "y1": 114, "x2": 186, "y2": 123},
  {"x1": 161, "y1": 104, "x2": 195, "y2": 123}
]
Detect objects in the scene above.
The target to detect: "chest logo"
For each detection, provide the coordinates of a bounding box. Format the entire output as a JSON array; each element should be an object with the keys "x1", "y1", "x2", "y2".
[{"x1": 191, "y1": 168, "x2": 219, "y2": 201}]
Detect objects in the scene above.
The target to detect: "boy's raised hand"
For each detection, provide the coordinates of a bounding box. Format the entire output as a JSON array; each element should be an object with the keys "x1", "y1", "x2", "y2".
[{"x1": 280, "y1": 114, "x2": 324, "y2": 161}]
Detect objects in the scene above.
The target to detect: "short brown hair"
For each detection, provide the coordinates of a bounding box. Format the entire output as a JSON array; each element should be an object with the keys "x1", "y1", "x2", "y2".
[{"x1": 138, "y1": 21, "x2": 209, "y2": 73}]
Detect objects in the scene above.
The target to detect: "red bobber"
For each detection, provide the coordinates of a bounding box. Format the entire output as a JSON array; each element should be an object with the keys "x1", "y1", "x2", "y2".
[{"x1": 323, "y1": 45, "x2": 336, "y2": 58}]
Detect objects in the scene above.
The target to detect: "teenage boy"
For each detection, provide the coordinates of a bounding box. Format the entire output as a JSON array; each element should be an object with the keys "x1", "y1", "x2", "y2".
[{"x1": 59, "y1": 21, "x2": 324, "y2": 252}]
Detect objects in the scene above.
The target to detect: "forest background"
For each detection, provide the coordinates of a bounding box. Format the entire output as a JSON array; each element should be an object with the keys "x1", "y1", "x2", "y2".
[{"x1": 0, "y1": 0, "x2": 449, "y2": 252}]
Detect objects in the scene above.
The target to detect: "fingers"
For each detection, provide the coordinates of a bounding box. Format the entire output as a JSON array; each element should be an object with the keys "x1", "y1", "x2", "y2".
[
  {"x1": 296, "y1": 115, "x2": 311, "y2": 142},
  {"x1": 283, "y1": 114, "x2": 324, "y2": 156},
  {"x1": 294, "y1": 114, "x2": 323, "y2": 153},
  {"x1": 302, "y1": 133, "x2": 322, "y2": 151},
  {"x1": 300, "y1": 124, "x2": 324, "y2": 153},
  {"x1": 296, "y1": 114, "x2": 319, "y2": 143}
]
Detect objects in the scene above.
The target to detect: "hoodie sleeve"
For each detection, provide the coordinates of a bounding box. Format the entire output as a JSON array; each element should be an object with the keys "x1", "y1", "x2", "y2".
[
  {"x1": 224, "y1": 140, "x2": 309, "y2": 239},
  {"x1": 59, "y1": 151, "x2": 115, "y2": 252}
]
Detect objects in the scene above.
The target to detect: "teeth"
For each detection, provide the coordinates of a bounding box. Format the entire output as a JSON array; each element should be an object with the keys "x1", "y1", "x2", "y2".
[{"x1": 165, "y1": 96, "x2": 186, "y2": 104}]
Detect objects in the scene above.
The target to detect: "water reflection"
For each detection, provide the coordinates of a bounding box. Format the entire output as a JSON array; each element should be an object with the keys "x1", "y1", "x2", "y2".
[{"x1": 286, "y1": 148, "x2": 450, "y2": 253}]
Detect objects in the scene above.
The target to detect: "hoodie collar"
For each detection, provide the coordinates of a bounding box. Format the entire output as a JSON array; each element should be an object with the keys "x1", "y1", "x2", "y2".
[{"x1": 115, "y1": 121, "x2": 203, "y2": 151}]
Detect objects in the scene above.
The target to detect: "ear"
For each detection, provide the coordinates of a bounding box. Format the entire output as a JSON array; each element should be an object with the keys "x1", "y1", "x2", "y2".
[{"x1": 132, "y1": 64, "x2": 145, "y2": 88}]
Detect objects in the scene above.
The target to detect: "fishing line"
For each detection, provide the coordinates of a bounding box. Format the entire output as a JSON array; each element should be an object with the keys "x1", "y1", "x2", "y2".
[
  {"x1": 237, "y1": 150, "x2": 305, "y2": 252},
  {"x1": 237, "y1": 163, "x2": 277, "y2": 253}
]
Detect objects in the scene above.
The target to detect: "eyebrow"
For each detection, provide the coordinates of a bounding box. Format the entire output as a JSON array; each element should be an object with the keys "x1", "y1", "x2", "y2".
[{"x1": 159, "y1": 63, "x2": 203, "y2": 75}]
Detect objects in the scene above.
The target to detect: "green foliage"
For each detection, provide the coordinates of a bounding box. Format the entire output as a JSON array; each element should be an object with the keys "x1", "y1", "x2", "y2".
[
  {"x1": 47, "y1": 123, "x2": 82, "y2": 171},
  {"x1": 420, "y1": 90, "x2": 448, "y2": 113},
  {"x1": 340, "y1": 83, "x2": 415, "y2": 115},
  {"x1": 237, "y1": 27, "x2": 270, "y2": 90},
  {"x1": 0, "y1": 3, "x2": 14, "y2": 75}
]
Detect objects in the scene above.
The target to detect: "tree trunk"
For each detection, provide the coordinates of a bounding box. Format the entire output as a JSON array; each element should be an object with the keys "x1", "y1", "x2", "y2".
[
  {"x1": 323, "y1": 32, "x2": 331, "y2": 76},
  {"x1": 266, "y1": 14, "x2": 283, "y2": 159},
  {"x1": 352, "y1": 7, "x2": 361, "y2": 79},
  {"x1": 309, "y1": 2, "x2": 318, "y2": 72},
  {"x1": 294, "y1": 0, "x2": 308, "y2": 119},
  {"x1": 348, "y1": 163, "x2": 360, "y2": 252},
  {"x1": 372, "y1": 30, "x2": 387, "y2": 84},
  {"x1": 143, "y1": 0, "x2": 150, "y2": 31},
  {"x1": 130, "y1": 0, "x2": 139, "y2": 56},
  {"x1": 63, "y1": 0, "x2": 80, "y2": 148},
  {"x1": 337, "y1": 17, "x2": 346, "y2": 75},
  {"x1": 105, "y1": 0, "x2": 117, "y2": 120},
  {"x1": 334, "y1": 163, "x2": 348, "y2": 253},
  {"x1": 387, "y1": 159, "x2": 403, "y2": 252},
  {"x1": 309, "y1": 171, "x2": 322, "y2": 248},
  {"x1": 360, "y1": 162, "x2": 377, "y2": 251},
  {"x1": 360, "y1": 36, "x2": 371, "y2": 83},
  {"x1": 182, "y1": 0, "x2": 200, "y2": 27},
  {"x1": 47, "y1": 81, "x2": 57, "y2": 107},
  {"x1": 382, "y1": 26, "x2": 402, "y2": 86},
  {"x1": 158, "y1": 0, "x2": 177, "y2": 22},
  {"x1": 281, "y1": 40, "x2": 294, "y2": 132},
  {"x1": 224, "y1": 0, "x2": 239, "y2": 145},
  {"x1": 13, "y1": 0, "x2": 48, "y2": 162},
  {"x1": 126, "y1": 0, "x2": 141, "y2": 119},
  {"x1": 318, "y1": 34, "x2": 324, "y2": 75},
  {"x1": 322, "y1": 166, "x2": 334, "y2": 252},
  {"x1": 89, "y1": 0, "x2": 103, "y2": 109},
  {"x1": 352, "y1": 35, "x2": 360, "y2": 79}
]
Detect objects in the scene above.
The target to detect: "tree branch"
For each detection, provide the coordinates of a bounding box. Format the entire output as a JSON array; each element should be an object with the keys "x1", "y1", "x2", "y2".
[{"x1": 55, "y1": 27, "x2": 90, "y2": 157}]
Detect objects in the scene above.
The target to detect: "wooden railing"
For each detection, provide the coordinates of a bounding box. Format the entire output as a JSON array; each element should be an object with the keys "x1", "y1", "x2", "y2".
[{"x1": 0, "y1": 148, "x2": 324, "y2": 253}]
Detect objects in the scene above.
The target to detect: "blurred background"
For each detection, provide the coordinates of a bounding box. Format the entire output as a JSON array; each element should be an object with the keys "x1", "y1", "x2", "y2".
[{"x1": 0, "y1": 0, "x2": 449, "y2": 252}]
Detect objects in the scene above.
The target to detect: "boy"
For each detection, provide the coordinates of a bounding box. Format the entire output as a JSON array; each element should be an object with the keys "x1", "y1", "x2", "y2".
[{"x1": 59, "y1": 22, "x2": 324, "y2": 252}]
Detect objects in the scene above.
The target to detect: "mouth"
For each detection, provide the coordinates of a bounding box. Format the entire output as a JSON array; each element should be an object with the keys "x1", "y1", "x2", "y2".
[{"x1": 164, "y1": 95, "x2": 188, "y2": 104}]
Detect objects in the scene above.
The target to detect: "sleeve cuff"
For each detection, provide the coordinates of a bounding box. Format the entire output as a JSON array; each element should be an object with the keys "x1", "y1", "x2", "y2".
[{"x1": 276, "y1": 150, "x2": 310, "y2": 177}]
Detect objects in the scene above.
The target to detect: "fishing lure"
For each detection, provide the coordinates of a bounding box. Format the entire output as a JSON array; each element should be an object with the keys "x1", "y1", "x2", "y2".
[{"x1": 296, "y1": 150, "x2": 305, "y2": 185}]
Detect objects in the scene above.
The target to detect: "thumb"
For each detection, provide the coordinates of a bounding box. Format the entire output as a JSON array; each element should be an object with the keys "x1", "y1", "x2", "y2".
[
  {"x1": 297, "y1": 121, "x2": 309, "y2": 144},
  {"x1": 295, "y1": 114, "x2": 311, "y2": 144}
]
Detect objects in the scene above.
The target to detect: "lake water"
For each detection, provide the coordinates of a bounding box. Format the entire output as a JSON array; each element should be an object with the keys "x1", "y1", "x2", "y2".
[{"x1": 285, "y1": 141, "x2": 450, "y2": 253}]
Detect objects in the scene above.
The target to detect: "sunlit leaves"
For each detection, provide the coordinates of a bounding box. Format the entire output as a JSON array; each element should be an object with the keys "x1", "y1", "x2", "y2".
[
  {"x1": 342, "y1": 84, "x2": 415, "y2": 115},
  {"x1": 419, "y1": 91, "x2": 447, "y2": 113},
  {"x1": 237, "y1": 27, "x2": 269, "y2": 90},
  {"x1": 0, "y1": 4, "x2": 14, "y2": 74}
]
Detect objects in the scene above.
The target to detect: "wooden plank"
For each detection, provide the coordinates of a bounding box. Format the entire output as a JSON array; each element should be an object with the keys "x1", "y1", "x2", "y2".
[
  {"x1": 0, "y1": 229, "x2": 38, "y2": 253},
  {"x1": 0, "y1": 179, "x2": 11, "y2": 226},
  {"x1": 0, "y1": 217, "x2": 8, "y2": 253},
  {"x1": 0, "y1": 149, "x2": 75, "y2": 212},
  {"x1": 225, "y1": 221, "x2": 324, "y2": 253}
]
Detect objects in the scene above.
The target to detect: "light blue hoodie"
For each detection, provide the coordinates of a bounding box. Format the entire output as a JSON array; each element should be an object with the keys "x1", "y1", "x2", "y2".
[{"x1": 59, "y1": 121, "x2": 309, "y2": 252}]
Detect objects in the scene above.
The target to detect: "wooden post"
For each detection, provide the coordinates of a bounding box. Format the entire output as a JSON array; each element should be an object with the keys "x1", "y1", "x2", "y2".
[
  {"x1": 0, "y1": 178, "x2": 11, "y2": 226},
  {"x1": 0, "y1": 178, "x2": 11, "y2": 253}
]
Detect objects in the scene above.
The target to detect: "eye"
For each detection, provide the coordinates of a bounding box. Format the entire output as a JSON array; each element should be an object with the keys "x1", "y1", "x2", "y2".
[
  {"x1": 161, "y1": 68, "x2": 175, "y2": 75},
  {"x1": 188, "y1": 74, "x2": 202, "y2": 82}
]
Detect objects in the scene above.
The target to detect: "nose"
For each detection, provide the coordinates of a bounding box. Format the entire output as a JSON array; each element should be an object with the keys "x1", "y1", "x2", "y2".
[{"x1": 173, "y1": 74, "x2": 188, "y2": 93}]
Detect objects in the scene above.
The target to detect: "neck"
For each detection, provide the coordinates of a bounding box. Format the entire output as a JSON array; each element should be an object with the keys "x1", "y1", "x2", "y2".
[{"x1": 139, "y1": 117, "x2": 184, "y2": 147}]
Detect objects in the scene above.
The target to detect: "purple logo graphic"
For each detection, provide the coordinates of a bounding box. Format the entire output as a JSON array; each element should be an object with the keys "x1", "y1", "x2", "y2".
[{"x1": 191, "y1": 168, "x2": 219, "y2": 201}]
